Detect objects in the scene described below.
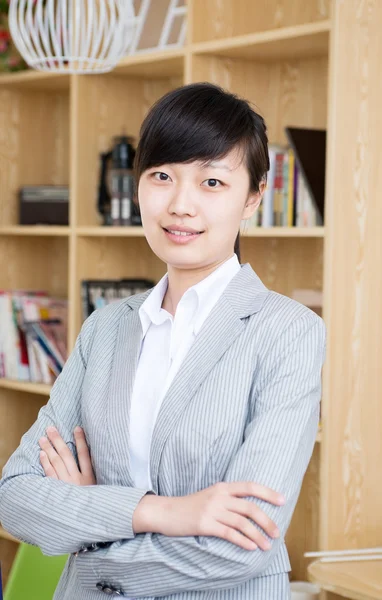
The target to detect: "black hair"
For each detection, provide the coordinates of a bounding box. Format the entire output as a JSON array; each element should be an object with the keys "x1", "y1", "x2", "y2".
[{"x1": 134, "y1": 82, "x2": 270, "y2": 261}]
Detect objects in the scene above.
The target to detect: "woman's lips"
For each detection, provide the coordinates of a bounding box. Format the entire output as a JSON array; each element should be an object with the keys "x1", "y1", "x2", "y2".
[{"x1": 163, "y1": 227, "x2": 203, "y2": 244}]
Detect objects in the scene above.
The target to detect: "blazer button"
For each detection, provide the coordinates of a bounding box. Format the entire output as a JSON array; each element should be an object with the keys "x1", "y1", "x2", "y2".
[
  {"x1": 96, "y1": 582, "x2": 105, "y2": 591},
  {"x1": 103, "y1": 586, "x2": 114, "y2": 595}
]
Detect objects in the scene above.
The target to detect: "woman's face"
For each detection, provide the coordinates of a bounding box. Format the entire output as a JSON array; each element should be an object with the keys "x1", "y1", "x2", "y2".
[{"x1": 138, "y1": 147, "x2": 264, "y2": 270}]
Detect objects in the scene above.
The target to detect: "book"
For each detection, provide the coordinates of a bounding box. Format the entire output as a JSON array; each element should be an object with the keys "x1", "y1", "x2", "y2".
[
  {"x1": 0, "y1": 291, "x2": 68, "y2": 384},
  {"x1": 81, "y1": 278, "x2": 155, "y2": 320}
]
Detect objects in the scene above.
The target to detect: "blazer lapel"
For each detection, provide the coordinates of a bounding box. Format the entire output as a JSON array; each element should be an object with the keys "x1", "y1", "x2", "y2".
[{"x1": 149, "y1": 263, "x2": 269, "y2": 494}]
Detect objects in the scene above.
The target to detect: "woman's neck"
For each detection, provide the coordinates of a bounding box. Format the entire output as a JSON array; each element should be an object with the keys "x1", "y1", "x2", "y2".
[{"x1": 162, "y1": 255, "x2": 233, "y2": 316}]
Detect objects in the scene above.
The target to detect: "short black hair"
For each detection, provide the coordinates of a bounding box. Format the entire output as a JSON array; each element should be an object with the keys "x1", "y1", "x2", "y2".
[{"x1": 134, "y1": 82, "x2": 270, "y2": 261}]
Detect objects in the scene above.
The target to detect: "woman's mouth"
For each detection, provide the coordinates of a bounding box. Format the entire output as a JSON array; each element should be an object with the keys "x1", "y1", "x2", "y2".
[{"x1": 163, "y1": 227, "x2": 204, "y2": 244}]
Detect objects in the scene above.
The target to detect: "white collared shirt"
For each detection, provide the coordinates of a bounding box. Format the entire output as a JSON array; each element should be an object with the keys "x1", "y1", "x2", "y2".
[{"x1": 128, "y1": 254, "x2": 241, "y2": 490}]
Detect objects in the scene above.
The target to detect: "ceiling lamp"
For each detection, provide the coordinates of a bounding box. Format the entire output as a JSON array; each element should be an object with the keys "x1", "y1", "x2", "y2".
[{"x1": 8, "y1": 0, "x2": 136, "y2": 74}]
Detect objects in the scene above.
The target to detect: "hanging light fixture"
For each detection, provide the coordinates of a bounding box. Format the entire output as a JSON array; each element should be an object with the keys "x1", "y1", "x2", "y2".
[{"x1": 8, "y1": 0, "x2": 136, "y2": 74}]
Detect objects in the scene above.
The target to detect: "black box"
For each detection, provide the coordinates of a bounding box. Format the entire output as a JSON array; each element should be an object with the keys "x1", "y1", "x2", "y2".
[{"x1": 19, "y1": 186, "x2": 69, "y2": 226}]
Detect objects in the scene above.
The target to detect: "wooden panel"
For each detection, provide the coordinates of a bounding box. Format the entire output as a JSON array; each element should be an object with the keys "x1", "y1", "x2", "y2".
[
  {"x1": 0, "y1": 90, "x2": 69, "y2": 226},
  {"x1": 191, "y1": 0, "x2": 331, "y2": 43},
  {"x1": 0, "y1": 236, "x2": 68, "y2": 297},
  {"x1": 286, "y1": 444, "x2": 320, "y2": 582},
  {"x1": 320, "y1": 0, "x2": 382, "y2": 553},
  {"x1": 241, "y1": 237, "x2": 323, "y2": 298},
  {"x1": 190, "y1": 54, "x2": 328, "y2": 143}
]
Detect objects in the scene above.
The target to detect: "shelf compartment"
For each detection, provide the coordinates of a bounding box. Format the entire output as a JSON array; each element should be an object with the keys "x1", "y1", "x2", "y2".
[
  {"x1": 191, "y1": 21, "x2": 330, "y2": 61},
  {"x1": 0, "y1": 236, "x2": 69, "y2": 298},
  {"x1": 190, "y1": 0, "x2": 331, "y2": 44},
  {"x1": 0, "y1": 87, "x2": 70, "y2": 228}
]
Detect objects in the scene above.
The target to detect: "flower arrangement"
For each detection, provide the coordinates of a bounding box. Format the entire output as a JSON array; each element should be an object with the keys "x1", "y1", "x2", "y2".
[{"x1": 0, "y1": 0, "x2": 28, "y2": 72}]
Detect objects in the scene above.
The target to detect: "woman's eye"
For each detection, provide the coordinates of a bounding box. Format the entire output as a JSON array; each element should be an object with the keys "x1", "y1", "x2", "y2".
[
  {"x1": 202, "y1": 178, "x2": 223, "y2": 188},
  {"x1": 152, "y1": 172, "x2": 171, "y2": 181}
]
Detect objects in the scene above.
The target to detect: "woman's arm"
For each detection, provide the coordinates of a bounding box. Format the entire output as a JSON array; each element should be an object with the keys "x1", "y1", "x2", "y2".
[
  {"x1": 75, "y1": 312, "x2": 326, "y2": 597},
  {"x1": 0, "y1": 309, "x2": 152, "y2": 556}
]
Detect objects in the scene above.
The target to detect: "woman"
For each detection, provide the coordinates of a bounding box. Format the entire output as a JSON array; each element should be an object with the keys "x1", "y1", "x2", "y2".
[{"x1": 0, "y1": 83, "x2": 326, "y2": 599}]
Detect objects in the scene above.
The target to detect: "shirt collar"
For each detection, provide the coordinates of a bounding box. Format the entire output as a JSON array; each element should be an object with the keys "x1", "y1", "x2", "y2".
[{"x1": 139, "y1": 254, "x2": 241, "y2": 337}]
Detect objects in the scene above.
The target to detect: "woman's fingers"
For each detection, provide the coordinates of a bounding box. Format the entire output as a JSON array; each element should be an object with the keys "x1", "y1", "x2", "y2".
[
  {"x1": 220, "y1": 501, "x2": 277, "y2": 550},
  {"x1": 39, "y1": 450, "x2": 58, "y2": 479},
  {"x1": 74, "y1": 427, "x2": 93, "y2": 477},
  {"x1": 40, "y1": 427, "x2": 78, "y2": 477},
  {"x1": 225, "y1": 481, "x2": 285, "y2": 506},
  {"x1": 227, "y1": 496, "x2": 280, "y2": 540},
  {"x1": 211, "y1": 521, "x2": 258, "y2": 551},
  {"x1": 38, "y1": 435, "x2": 70, "y2": 481}
]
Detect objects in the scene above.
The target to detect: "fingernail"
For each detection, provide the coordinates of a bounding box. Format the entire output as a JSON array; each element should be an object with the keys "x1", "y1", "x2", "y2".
[
  {"x1": 264, "y1": 540, "x2": 271, "y2": 550},
  {"x1": 74, "y1": 426, "x2": 82, "y2": 433},
  {"x1": 278, "y1": 495, "x2": 286, "y2": 504},
  {"x1": 272, "y1": 529, "x2": 280, "y2": 538},
  {"x1": 40, "y1": 451, "x2": 46, "y2": 457},
  {"x1": 39, "y1": 437, "x2": 47, "y2": 443},
  {"x1": 46, "y1": 426, "x2": 57, "y2": 433}
]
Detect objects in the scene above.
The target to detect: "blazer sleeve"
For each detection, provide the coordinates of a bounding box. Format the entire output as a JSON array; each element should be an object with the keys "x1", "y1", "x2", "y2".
[
  {"x1": 76, "y1": 312, "x2": 327, "y2": 596},
  {"x1": 0, "y1": 309, "x2": 151, "y2": 556}
]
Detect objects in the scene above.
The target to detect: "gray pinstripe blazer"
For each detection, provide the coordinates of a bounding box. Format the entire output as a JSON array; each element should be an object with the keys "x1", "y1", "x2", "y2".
[{"x1": 0, "y1": 263, "x2": 326, "y2": 599}]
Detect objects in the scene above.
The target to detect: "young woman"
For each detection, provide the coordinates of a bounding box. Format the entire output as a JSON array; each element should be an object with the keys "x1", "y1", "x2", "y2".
[{"x1": 0, "y1": 83, "x2": 326, "y2": 600}]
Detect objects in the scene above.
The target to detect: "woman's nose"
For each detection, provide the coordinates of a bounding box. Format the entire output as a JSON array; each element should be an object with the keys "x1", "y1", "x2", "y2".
[{"x1": 168, "y1": 186, "x2": 197, "y2": 216}]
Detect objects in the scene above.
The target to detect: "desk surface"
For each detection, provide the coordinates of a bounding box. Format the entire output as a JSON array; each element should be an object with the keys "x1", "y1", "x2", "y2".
[{"x1": 308, "y1": 559, "x2": 382, "y2": 600}]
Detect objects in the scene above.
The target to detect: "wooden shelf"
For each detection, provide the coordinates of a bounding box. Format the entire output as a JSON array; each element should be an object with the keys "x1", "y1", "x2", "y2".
[
  {"x1": 191, "y1": 21, "x2": 331, "y2": 61},
  {"x1": 0, "y1": 379, "x2": 51, "y2": 396},
  {"x1": 0, "y1": 69, "x2": 69, "y2": 91},
  {"x1": 0, "y1": 226, "x2": 71, "y2": 237},
  {"x1": 0, "y1": 526, "x2": 19, "y2": 544},
  {"x1": 308, "y1": 559, "x2": 382, "y2": 600},
  {"x1": 76, "y1": 226, "x2": 147, "y2": 237},
  {"x1": 0, "y1": 47, "x2": 184, "y2": 92},
  {"x1": 241, "y1": 227, "x2": 325, "y2": 238},
  {"x1": 113, "y1": 48, "x2": 185, "y2": 78}
]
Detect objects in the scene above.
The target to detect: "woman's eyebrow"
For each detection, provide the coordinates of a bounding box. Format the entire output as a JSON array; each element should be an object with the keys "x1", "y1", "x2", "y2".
[{"x1": 201, "y1": 160, "x2": 233, "y2": 171}]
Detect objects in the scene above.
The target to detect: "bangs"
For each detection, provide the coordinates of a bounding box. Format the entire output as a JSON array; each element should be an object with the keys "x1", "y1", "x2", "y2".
[{"x1": 134, "y1": 83, "x2": 254, "y2": 177}]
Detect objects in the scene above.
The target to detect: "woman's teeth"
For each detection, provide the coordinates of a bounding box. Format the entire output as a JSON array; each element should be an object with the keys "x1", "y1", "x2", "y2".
[{"x1": 167, "y1": 229, "x2": 199, "y2": 236}]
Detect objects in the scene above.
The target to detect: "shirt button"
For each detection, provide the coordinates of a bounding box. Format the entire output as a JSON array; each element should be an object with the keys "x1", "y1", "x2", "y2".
[{"x1": 103, "y1": 587, "x2": 114, "y2": 595}]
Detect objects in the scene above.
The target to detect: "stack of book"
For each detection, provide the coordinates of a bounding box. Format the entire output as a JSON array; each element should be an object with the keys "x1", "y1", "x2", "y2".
[
  {"x1": 242, "y1": 145, "x2": 321, "y2": 229},
  {"x1": 81, "y1": 278, "x2": 155, "y2": 320},
  {"x1": 0, "y1": 292, "x2": 68, "y2": 385}
]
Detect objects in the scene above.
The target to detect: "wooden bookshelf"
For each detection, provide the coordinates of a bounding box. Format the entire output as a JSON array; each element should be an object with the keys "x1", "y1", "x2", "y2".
[
  {"x1": 308, "y1": 559, "x2": 382, "y2": 600},
  {"x1": 1, "y1": 0, "x2": 381, "y2": 593}
]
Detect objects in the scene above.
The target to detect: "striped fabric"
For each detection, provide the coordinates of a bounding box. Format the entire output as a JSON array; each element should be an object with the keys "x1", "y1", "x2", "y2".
[{"x1": 0, "y1": 263, "x2": 326, "y2": 599}]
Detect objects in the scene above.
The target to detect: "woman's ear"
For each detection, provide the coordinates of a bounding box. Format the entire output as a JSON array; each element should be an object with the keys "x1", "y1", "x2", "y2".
[{"x1": 242, "y1": 180, "x2": 266, "y2": 220}]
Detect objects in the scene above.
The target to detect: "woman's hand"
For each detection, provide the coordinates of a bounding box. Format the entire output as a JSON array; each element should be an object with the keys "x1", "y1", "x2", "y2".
[
  {"x1": 38, "y1": 426, "x2": 96, "y2": 486},
  {"x1": 134, "y1": 481, "x2": 285, "y2": 551}
]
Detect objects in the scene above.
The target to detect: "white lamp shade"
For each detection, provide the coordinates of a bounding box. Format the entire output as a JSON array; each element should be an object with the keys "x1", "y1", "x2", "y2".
[{"x1": 8, "y1": 0, "x2": 136, "y2": 74}]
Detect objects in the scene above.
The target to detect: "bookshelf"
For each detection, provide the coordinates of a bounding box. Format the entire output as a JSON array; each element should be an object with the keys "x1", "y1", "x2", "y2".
[{"x1": 1, "y1": 1, "x2": 382, "y2": 596}]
